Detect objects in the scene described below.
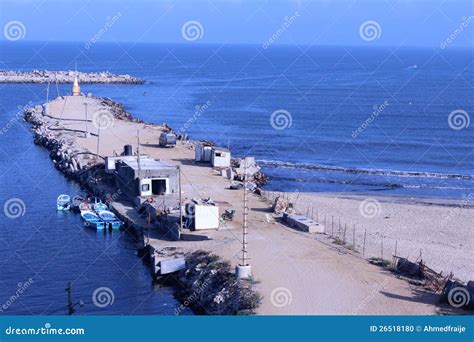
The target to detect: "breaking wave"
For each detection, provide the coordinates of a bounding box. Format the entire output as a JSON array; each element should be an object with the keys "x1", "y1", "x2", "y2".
[{"x1": 258, "y1": 159, "x2": 474, "y2": 181}]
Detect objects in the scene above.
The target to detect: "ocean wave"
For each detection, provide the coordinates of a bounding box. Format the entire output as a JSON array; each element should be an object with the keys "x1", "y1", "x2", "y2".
[
  {"x1": 267, "y1": 174, "x2": 474, "y2": 191},
  {"x1": 258, "y1": 159, "x2": 474, "y2": 180}
]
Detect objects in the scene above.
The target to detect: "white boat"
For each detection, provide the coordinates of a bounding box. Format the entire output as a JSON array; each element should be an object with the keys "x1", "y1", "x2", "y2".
[
  {"x1": 93, "y1": 201, "x2": 108, "y2": 213},
  {"x1": 57, "y1": 194, "x2": 71, "y2": 211},
  {"x1": 80, "y1": 210, "x2": 105, "y2": 230},
  {"x1": 97, "y1": 210, "x2": 123, "y2": 230}
]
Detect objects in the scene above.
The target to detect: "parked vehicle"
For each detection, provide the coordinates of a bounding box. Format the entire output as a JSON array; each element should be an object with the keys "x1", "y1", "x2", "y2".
[{"x1": 159, "y1": 132, "x2": 177, "y2": 147}]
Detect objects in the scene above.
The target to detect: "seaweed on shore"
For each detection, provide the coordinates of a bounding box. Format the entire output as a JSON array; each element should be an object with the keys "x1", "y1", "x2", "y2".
[{"x1": 172, "y1": 250, "x2": 262, "y2": 315}]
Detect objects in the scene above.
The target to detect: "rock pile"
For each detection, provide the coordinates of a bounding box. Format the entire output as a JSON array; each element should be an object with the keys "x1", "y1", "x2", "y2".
[
  {"x1": 227, "y1": 157, "x2": 268, "y2": 190},
  {"x1": 173, "y1": 250, "x2": 261, "y2": 315}
]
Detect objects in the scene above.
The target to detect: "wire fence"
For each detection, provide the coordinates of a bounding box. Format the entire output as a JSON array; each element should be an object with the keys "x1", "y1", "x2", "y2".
[{"x1": 260, "y1": 190, "x2": 414, "y2": 263}]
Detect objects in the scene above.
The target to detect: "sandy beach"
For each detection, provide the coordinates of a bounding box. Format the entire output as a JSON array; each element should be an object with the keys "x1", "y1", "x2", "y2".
[{"x1": 276, "y1": 192, "x2": 474, "y2": 282}]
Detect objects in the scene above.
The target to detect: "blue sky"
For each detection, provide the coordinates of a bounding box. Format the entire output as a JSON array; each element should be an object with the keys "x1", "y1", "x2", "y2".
[{"x1": 1, "y1": 0, "x2": 473, "y2": 47}]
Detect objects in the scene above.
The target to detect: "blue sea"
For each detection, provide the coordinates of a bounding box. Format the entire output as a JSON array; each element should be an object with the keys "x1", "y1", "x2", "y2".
[
  {"x1": 0, "y1": 42, "x2": 472, "y2": 314},
  {"x1": 3, "y1": 42, "x2": 472, "y2": 198}
]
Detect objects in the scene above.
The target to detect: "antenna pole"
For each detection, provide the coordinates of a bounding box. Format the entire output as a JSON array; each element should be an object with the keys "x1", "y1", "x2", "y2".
[
  {"x1": 242, "y1": 159, "x2": 248, "y2": 266},
  {"x1": 235, "y1": 158, "x2": 251, "y2": 279}
]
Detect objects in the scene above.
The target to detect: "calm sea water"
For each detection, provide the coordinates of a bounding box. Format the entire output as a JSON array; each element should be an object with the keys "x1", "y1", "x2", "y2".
[{"x1": 0, "y1": 41, "x2": 472, "y2": 313}]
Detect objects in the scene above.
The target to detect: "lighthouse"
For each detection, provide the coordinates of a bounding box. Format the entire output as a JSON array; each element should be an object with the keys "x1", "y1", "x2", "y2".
[{"x1": 72, "y1": 75, "x2": 81, "y2": 96}]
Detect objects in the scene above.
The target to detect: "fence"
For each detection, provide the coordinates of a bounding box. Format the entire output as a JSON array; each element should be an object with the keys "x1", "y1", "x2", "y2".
[{"x1": 259, "y1": 190, "x2": 420, "y2": 264}]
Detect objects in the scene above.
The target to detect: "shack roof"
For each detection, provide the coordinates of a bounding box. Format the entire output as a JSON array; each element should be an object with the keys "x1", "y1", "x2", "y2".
[
  {"x1": 212, "y1": 147, "x2": 230, "y2": 153},
  {"x1": 120, "y1": 157, "x2": 177, "y2": 171}
]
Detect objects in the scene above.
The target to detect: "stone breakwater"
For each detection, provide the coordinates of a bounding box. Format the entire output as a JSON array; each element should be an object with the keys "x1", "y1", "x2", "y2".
[
  {"x1": 24, "y1": 96, "x2": 138, "y2": 179},
  {"x1": 1, "y1": 70, "x2": 144, "y2": 84}
]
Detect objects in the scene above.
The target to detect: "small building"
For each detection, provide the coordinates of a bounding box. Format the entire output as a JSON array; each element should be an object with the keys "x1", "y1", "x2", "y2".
[
  {"x1": 184, "y1": 203, "x2": 219, "y2": 230},
  {"x1": 211, "y1": 147, "x2": 231, "y2": 168},
  {"x1": 114, "y1": 156, "x2": 179, "y2": 204},
  {"x1": 105, "y1": 155, "x2": 147, "y2": 174},
  {"x1": 195, "y1": 143, "x2": 213, "y2": 162}
]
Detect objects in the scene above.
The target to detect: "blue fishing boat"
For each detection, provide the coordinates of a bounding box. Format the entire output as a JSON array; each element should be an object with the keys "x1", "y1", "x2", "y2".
[
  {"x1": 80, "y1": 210, "x2": 105, "y2": 230},
  {"x1": 98, "y1": 210, "x2": 123, "y2": 230},
  {"x1": 57, "y1": 194, "x2": 71, "y2": 211}
]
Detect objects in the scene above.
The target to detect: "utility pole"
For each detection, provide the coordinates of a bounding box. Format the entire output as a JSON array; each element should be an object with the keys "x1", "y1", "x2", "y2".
[
  {"x1": 96, "y1": 123, "x2": 101, "y2": 156},
  {"x1": 178, "y1": 166, "x2": 182, "y2": 239},
  {"x1": 66, "y1": 281, "x2": 74, "y2": 315},
  {"x1": 137, "y1": 129, "x2": 141, "y2": 178},
  {"x1": 83, "y1": 103, "x2": 89, "y2": 138}
]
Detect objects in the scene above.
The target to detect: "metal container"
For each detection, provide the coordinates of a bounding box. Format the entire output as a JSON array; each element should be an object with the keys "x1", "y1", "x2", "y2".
[{"x1": 123, "y1": 144, "x2": 133, "y2": 156}]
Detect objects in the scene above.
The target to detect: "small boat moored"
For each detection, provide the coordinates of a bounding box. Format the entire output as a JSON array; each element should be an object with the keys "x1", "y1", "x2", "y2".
[
  {"x1": 98, "y1": 210, "x2": 123, "y2": 230},
  {"x1": 57, "y1": 194, "x2": 71, "y2": 211},
  {"x1": 80, "y1": 210, "x2": 105, "y2": 230},
  {"x1": 71, "y1": 194, "x2": 85, "y2": 212}
]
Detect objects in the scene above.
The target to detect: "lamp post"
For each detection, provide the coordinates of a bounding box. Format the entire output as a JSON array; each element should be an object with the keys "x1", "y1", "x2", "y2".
[{"x1": 83, "y1": 103, "x2": 90, "y2": 138}]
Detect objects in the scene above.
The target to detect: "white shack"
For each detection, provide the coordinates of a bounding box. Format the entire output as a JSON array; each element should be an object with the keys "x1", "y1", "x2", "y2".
[
  {"x1": 185, "y1": 202, "x2": 219, "y2": 230},
  {"x1": 211, "y1": 147, "x2": 231, "y2": 168},
  {"x1": 195, "y1": 144, "x2": 213, "y2": 162}
]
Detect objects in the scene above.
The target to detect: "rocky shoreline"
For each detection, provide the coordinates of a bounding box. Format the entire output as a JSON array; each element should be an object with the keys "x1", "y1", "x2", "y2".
[{"x1": 2, "y1": 70, "x2": 144, "y2": 84}]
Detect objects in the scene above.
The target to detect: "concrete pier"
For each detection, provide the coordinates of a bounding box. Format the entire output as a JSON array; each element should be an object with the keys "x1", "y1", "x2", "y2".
[{"x1": 23, "y1": 94, "x2": 441, "y2": 316}]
